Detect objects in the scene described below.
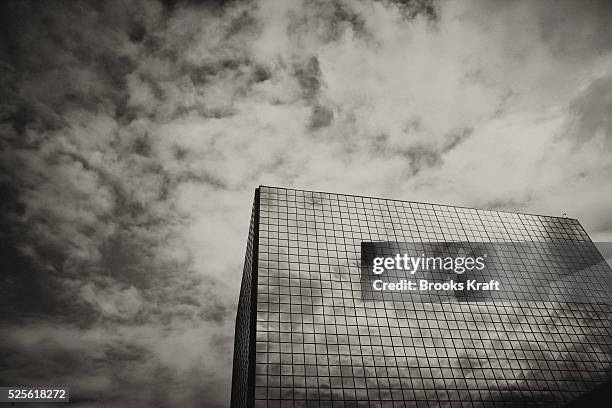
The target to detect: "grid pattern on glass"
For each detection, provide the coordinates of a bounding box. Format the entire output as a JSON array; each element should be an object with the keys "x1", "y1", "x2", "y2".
[
  {"x1": 250, "y1": 186, "x2": 612, "y2": 408},
  {"x1": 231, "y1": 195, "x2": 258, "y2": 408}
]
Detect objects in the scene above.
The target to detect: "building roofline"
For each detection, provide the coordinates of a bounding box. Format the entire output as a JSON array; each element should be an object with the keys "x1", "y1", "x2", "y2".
[{"x1": 258, "y1": 185, "x2": 578, "y2": 222}]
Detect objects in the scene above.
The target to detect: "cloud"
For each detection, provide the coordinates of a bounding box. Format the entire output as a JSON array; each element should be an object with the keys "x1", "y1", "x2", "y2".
[
  {"x1": 1, "y1": 0, "x2": 612, "y2": 406},
  {"x1": 568, "y1": 75, "x2": 612, "y2": 146}
]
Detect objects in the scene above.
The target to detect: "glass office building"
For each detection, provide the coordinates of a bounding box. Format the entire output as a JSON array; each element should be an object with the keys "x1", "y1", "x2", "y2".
[{"x1": 231, "y1": 186, "x2": 612, "y2": 408}]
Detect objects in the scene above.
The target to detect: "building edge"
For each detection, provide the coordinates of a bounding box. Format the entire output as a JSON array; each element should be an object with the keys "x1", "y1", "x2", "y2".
[{"x1": 230, "y1": 187, "x2": 260, "y2": 408}]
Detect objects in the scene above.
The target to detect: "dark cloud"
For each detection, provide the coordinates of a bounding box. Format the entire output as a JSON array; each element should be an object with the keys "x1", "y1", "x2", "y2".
[
  {"x1": 287, "y1": 1, "x2": 368, "y2": 43},
  {"x1": 309, "y1": 104, "x2": 334, "y2": 130},
  {"x1": 400, "y1": 143, "x2": 442, "y2": 175},
  {"x1": 294, "y1": 56, "x2": 323, "y2": 101},
  {"x1": 385, "y1": 0, "x2": 437, "y2": 20},
  {"x1": 0, "y1": 1, "x2": 241, "y2": 406},
  {"x1": 534, "y1": 0, "x2": 612, "y2": 56}
]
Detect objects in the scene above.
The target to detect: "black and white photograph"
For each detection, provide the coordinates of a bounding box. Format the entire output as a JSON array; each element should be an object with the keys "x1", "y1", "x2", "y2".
[{"x1": 1, "y1": 1, "x2": 612, "y2": 407}]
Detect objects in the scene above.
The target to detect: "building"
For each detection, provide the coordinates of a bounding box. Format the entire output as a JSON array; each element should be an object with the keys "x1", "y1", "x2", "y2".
[{"x1": 231, "y1": 186, "x2": 612, "y2": 408}]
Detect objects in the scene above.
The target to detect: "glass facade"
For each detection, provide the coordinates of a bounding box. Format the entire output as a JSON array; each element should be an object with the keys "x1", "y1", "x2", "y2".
[
  {"x1": 231, "y1": 191, "x2": 259, "y2": 408},
  {"x1": 232, "y1": 186, "x2": 612, "y2": 408}
]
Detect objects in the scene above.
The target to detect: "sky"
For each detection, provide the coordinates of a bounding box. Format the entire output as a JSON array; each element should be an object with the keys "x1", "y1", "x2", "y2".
[{"x1": 0, "y1": 0, "x2": 611, "y2": 407}]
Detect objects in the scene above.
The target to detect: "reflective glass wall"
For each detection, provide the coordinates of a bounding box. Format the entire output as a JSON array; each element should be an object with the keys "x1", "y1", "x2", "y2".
[{"x1": 237, "y1": 186, "x2": 612, "y2": 408}]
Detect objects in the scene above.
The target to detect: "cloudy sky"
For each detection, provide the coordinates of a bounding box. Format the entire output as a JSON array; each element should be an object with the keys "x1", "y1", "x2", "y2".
[{"x1": 1, "y1": 0, "x2": 611, "y2": 406}]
